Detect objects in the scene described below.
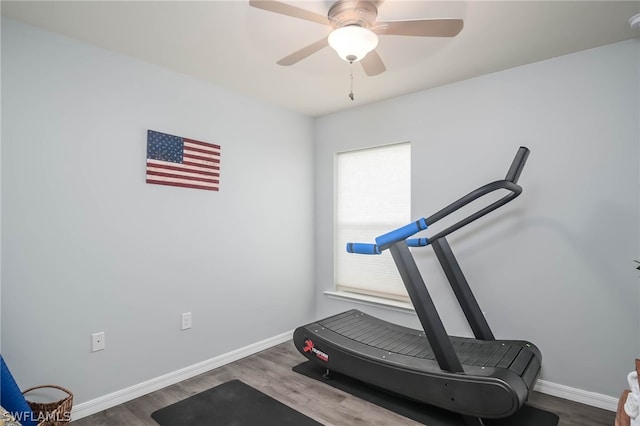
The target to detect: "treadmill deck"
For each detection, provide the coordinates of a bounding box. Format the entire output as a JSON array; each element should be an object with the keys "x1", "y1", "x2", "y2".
[{"x1": 315, "y1": 309, "x2": 539, "y2": 382}]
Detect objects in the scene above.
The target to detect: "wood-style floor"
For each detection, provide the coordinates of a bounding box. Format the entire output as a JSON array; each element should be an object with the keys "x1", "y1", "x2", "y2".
[{"x1": 71, "y1": 341, "x2": 615, "y2": 426}]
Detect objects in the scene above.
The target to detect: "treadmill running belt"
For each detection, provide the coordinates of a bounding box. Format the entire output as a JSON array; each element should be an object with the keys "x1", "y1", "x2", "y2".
[{"x1": 318, "y1": 311, "x2": 524, "y2": 369}]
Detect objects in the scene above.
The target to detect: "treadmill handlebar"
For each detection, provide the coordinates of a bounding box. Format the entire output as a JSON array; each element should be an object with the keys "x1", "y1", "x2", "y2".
[
  {"x1": 505, "y1": 146, "x2": 530, "y2": 184},
  {"x1": 345, "y1": 218, "x2": 427, "y2": 255},
  {"x1": 345, "y1": 147, "x2": 529, "y2": 255},
  {"x1": 424, "y1": 147, "x2": 528, "y2": 240},
  {"x1": 346, "y1": 243, "x2": 381, "y2": 255},
  {"x1": 375, "y1": 218, "x2": 428, "y2": 251},
  {"x1": 406, "y1": 237, "x2": 429, "y2": 247},
  {"x1": 424, "y1": 180, "x2": 522, "y2": 242}
]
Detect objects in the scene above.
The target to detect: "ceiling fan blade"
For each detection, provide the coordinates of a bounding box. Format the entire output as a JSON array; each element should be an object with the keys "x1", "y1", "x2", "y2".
[
  {"x1": 277, "y1": 37, "x2": 329, "y2": 66},
  {"x1": 360, "y1": 50, "x2": 386, "y2": 76},
  {"x1": 376, "y1": 19, "x2": 463, "y2": 37},
  {"x1": 249, "y1": 0, "x2": 330, "y2": 26}
]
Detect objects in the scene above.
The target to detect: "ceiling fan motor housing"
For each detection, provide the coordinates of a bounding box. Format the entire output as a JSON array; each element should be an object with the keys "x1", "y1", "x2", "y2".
[{"x1": 328, "y1": 0, "x2": 378, "y2": 29}]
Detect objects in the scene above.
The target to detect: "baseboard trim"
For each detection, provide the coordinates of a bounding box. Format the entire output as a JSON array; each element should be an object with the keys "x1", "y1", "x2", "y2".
[
  {"x1": 70, "y1": 330, "x2": 293, "y2": 421},
  {"x1": 534, "y1": 379, "x2": 617, "y2": 412},
  {"x1": 71, "y1": 332, "x2": 618, "y2": 420}
]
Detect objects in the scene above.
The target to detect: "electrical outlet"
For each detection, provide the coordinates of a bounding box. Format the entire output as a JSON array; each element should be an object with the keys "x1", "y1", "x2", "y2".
[
  {"x1": 181, "y1": 312, "x2": 192, "y2": 330},
  {"x1": 92, "y1": 332, "x2": 105, "y2": 352}
]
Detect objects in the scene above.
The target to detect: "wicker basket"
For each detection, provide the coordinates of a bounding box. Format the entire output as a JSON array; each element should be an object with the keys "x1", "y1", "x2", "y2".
[{"x1": 22, "y1": 385, "x2": 73, "y2": 426}]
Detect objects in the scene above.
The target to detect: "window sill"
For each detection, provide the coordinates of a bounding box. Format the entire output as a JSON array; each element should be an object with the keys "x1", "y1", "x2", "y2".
[{"x1": 323, "y1": 290, "x2": 415, "y2": 314}]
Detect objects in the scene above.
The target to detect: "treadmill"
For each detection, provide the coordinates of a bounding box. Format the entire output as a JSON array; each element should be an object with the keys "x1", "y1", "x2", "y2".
[{"x1": 293, "y1": 147, "x2": 540, "y2": 426}]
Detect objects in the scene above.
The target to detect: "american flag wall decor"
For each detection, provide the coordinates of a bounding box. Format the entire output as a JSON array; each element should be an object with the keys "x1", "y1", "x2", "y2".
[{"x1": 146, "y1": 130, "x2": 220, "y2": 191}]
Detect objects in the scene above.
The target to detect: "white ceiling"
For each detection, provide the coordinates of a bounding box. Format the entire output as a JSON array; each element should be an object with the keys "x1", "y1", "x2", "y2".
[{"x1": 2, "y1": 0, "x2": 639, "y2": 116}]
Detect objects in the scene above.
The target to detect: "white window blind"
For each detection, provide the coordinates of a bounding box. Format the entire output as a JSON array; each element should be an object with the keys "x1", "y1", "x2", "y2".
[{"x1": 335, "y1": 142, "x2": 411, "y2": 302}]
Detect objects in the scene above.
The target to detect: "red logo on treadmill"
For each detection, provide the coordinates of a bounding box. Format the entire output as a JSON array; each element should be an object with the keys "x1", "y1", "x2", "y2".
[{"x1": 303, "y1": 339, "x2": 329, "y2": 362}]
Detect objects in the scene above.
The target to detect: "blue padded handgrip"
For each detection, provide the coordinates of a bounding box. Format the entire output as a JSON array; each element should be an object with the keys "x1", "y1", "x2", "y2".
[
  {"x1": 406, "y1": 237, "x2": 429, "y2": 247},
  {"x1": 346, "y1": 243, "x2": 381, "y2": 255},
  {"x1": 375, "y1": 218, "x2": 428, "y2": 250}
]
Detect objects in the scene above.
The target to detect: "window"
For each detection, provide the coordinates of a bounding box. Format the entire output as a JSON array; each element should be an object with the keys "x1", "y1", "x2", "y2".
[{"x1": 335, "y1": 142, "x2": 411, "y2": 302}]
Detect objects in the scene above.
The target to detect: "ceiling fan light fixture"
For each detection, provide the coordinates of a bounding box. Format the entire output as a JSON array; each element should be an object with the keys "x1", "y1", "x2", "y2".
[{"x1": 328, "y1": 25, "x2": 378, "y2": 62}]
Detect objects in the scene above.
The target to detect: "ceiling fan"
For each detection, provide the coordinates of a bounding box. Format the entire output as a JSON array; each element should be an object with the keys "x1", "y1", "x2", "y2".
[{"x1": 249, "y1": 0, "x2": 463, "y2": 76}]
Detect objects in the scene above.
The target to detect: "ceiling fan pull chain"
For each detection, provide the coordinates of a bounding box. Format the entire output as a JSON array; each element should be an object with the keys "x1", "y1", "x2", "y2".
[{"x1": 349, "y1": 61, "x2": 355, "y2": 101}]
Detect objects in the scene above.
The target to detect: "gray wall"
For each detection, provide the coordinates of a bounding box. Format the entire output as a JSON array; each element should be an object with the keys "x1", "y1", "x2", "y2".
[
  {"x1": 314, "y1": 39, "x2": 640, "y2": 398},
  {"x1": 1, "y1": 18, "x2": 315, "y2": 404}
]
